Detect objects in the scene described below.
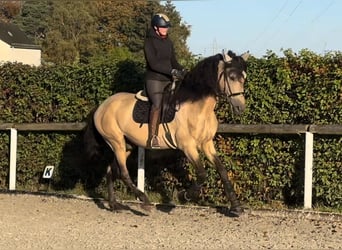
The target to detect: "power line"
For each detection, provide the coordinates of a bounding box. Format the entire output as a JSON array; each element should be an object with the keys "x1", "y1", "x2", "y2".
[
  {"x1": 284, "y1": 0, "x2": 336, "y2": 55},
  {"x1": 311, "y1": 0, "x2": 334, "y2": 23},
  {"x1": 259, "y1": 0, "x2": 303, "y2": 52},
  {"x1": 287, "y1": 0, "x2": 303, "y2": 18},
  {"x1": 250, "y1": 0, "x2": 289, "y2": 44}
]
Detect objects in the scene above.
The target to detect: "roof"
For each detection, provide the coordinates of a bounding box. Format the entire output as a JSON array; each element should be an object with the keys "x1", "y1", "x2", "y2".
[{"x1": 0, "y1": 22, "x2": 41, "y2": 50}]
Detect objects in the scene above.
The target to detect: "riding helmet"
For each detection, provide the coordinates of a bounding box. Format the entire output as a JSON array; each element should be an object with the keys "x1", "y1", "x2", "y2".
[{"x1": 151, "y1": 13, "x2": 171, "y2": 28}]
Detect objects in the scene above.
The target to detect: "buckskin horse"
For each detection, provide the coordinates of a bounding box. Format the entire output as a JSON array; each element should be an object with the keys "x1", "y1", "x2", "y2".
[{"x1": 83, "y1": 50, "x2": 249, "y2": 216}]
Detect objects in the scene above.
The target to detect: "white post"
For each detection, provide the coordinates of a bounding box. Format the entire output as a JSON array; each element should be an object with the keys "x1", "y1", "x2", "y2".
[
  {"x1": 304, "y1": 132, "x2": 314, "y2": 209},
  {"x1": 9, "y1": 128, "x2": 18, "y2": 191},
  {"x1": 137, "y1": 147, "x2": 145, "y2": 192}
]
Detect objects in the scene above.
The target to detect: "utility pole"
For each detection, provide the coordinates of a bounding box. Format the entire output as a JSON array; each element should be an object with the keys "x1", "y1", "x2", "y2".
[{"x1": 212, "y1": 38, "x2": 217, "y2": 54}]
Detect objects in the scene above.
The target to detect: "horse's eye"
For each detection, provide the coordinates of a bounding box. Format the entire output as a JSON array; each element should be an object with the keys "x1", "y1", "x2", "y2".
[{"x1": 229, "y1": 72, "x2": 238, "y2": 81}]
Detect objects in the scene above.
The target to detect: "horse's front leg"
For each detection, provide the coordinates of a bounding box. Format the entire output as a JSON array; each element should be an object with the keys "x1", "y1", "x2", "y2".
[
  {"x1": 212, "y1": 155, "x2": 243, "y2": 216},
  {"x1": 202, "y1": 140, "x2": 243, "y2": 216},
  {"x1": 180, "y1": 145, "x2": 207, "y2": 202}
]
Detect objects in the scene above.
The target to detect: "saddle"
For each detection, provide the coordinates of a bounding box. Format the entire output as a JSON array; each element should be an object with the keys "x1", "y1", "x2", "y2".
[{"x1": 132, "y1": 89, "x2": 177, "y2": 124}]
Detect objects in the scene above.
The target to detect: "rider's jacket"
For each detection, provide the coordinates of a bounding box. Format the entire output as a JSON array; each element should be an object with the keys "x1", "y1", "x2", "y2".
[{"x1": 144, "y1": 28, "x2": 183, "y2": 81}]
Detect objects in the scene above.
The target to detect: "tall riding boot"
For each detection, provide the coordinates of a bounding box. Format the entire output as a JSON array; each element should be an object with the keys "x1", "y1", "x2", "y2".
[{"x1": 148, "y1": 106, "x2": 161, "y2": 149}]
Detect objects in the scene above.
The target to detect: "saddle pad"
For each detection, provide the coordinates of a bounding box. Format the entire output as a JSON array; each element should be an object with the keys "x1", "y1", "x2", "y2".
[{"x1": 132, "y1": 99, "x2": 176, "y2": 124}]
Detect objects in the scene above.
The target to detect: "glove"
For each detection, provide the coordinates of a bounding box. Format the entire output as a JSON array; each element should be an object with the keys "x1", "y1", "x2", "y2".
[{"x1": 171, "y1": 68, "x2": 187, "y2": 81}]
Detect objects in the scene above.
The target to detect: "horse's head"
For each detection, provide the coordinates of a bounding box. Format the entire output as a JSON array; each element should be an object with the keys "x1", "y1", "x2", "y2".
[{"x1": 218, "y1": 50, "x2": 249, "y2": 115}]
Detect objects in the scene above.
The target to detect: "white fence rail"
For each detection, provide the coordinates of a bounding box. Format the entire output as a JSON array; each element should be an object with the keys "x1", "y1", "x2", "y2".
[{"x1": 2, "y1": 123, "x2": 342, "y2": 209}]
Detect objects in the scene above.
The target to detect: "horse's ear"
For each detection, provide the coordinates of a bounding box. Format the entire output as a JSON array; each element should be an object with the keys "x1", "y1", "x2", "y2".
[
  {"x1": 241, "y1": 51, "x2": 250, "y2": 61},
  {"x1": 222, "y1": 49, "x2": 232, "y2": 62},
  {"x1": 227, "y1": 50, "x2": 236, "y2": 57}
]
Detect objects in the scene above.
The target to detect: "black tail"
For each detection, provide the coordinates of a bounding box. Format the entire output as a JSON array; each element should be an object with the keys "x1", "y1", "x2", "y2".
[{"x1": 83, "y1": 107, "x2": 107, "y2": 162}]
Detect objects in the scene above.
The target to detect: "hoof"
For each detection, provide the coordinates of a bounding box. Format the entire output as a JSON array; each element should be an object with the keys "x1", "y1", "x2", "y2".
[
  {"x1": 177, "y1": 190, "x2": 191, "y2": 203},
  {"x1": 140, "y1": 202, "x2": 153, "y2": 212},
  {"x1": 109, "y1": 202, "x2": 129, "y2": 211},
  {"x1": 228, "y1": 206, "x2": 244, "y2": 217}
]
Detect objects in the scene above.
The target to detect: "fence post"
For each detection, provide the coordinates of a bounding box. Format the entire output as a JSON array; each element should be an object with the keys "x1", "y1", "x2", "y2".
[
  {"x1": 304, "y1": 131, "x2": 313, "y2": 209},
  {"x1": 9, "y1": 128, "x2": 18, "y2": 191},
  {"x1": 137, "y1": 147, "x2": 145, "y2": 192}
]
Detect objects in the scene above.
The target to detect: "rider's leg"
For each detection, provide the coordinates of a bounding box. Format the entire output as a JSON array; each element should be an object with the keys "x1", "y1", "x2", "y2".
[
  {"x1": 149, "y1": 105, "x2": 161, "y2": 148},
  {"x1": 145, "y1": 80, "x2": 169, "y2": 149}
]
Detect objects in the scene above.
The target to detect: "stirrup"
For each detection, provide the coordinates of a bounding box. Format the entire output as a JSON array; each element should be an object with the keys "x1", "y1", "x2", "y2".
[{"x1": 150, "y1": 135, "x2": 160, "y2": 149}]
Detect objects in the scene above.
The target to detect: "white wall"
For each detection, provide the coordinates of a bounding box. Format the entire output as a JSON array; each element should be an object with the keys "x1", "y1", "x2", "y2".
[
  {"x1": 0, "y1": 40, "x2": 11, "y2": 61},
  {"x1": 0, "y1": 40, "x2": 41, "y2": 66}
]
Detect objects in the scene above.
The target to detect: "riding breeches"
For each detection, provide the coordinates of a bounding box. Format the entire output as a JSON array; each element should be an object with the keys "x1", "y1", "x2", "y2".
[{"x1": 145, "y1": 79, "x2": 170, "y2": 109}]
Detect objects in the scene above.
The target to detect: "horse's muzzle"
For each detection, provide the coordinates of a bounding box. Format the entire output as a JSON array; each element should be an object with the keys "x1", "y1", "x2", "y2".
[{"x1": 229, "y1": 94, "x2": 246, "y2": 115}]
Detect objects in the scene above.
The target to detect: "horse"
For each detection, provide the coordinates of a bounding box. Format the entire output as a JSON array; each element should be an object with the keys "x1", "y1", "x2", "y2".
[{"x1": 83, "y1": 50, "x2": 249, "y2": 216}]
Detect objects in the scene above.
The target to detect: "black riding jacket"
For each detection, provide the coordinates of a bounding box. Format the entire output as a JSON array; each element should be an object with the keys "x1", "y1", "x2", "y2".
[{"x1": 144, "y1": 28, "x2": 183, "y2": 81}]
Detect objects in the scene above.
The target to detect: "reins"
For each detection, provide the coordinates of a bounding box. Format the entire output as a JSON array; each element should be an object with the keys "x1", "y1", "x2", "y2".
[{"x1": 161, "y1": 79, "x2": 180, "y2": 123}]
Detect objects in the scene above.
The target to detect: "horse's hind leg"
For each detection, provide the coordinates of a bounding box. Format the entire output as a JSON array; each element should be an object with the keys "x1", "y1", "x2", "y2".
[
  {"x1": 111, "y1": 141, "x2": 152, "y2": 210},
  {"x1": 106, "y1": 162, "x2": 128, "y2": 211},
  {"x1": 202, "y1": 140, "x2": 242, "y2": 216}
]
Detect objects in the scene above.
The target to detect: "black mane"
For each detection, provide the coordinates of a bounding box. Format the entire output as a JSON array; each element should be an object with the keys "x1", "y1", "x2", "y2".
[
  {"x1": 174, "y1": 54, "x2": 222, "y2": 104},
  {"x1": 172, "y1": 51, "x2": 248, "y2": 105}
]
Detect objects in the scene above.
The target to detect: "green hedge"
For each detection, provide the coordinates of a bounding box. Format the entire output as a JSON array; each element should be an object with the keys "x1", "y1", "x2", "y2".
[
  {"x1": 0, "y1": 49, "x2": 341, "y2": 209},
  {"x1": 211, "y1": 49, "x2": 341, "y2": 209}
]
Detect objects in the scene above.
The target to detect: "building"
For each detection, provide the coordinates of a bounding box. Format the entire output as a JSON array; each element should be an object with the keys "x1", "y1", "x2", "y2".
[{"x1": 0, "y1": 22, "x2": 41, "y2": 66}]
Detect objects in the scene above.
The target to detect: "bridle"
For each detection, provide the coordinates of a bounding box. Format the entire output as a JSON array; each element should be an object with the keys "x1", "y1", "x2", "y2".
[{"x1": 219, "y1": 61, "x2": 246, "y2": 99}]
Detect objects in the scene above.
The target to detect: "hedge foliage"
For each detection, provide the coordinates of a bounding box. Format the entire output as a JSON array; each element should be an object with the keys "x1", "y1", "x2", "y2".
[{"x1": 0, "y1": 49, "x2": 341, "y2": 209}]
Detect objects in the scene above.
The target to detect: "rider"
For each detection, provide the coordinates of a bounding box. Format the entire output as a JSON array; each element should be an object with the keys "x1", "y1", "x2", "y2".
[{"x1": 144, "y1": 13, "x2": 186, "y2": 149}]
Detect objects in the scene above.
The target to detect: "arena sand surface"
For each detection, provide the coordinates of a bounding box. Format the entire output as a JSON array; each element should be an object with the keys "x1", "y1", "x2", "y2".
[{"x1": 0, "y1": 192, "x2": 341, "y2": 249}]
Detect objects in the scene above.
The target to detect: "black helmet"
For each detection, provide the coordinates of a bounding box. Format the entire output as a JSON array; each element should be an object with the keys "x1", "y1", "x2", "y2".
[{"x1": 151, "y1": 13, "x2": 171, "y2": 28}]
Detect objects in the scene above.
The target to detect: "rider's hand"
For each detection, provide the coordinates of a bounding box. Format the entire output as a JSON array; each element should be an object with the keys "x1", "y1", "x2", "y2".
[{"x1": 171, "y1": 68, "x2": 187, "y2": 81}]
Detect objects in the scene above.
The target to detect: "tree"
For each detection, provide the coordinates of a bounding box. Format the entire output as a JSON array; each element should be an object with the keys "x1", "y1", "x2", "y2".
[
  {"x1": 43, "y1": 0, "x2": 99, "y2": 64},
  {"x1": 10, "y1": 0, "x2": 192, "y2": 64},
  {"x1": 162, "y1": 0, "x2": 192, "y2": 62},
  {"x1": 0, "y1": 0, "x2": 22, "y2": 22},
  {"x1": 95, "y1": 1, "x2": 159, "y2": 55},
  {"x1": 94, "y1": 0, "x2": 191, "y2": 61},
  {"x1": 13, "y1": 0, "x2": 98, "y2": 64},
  {"x1": 13, "y1": 0, "x2": 52, "y2": 43}
]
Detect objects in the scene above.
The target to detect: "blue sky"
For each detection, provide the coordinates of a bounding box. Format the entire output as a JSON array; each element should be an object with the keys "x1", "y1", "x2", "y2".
[{"x1": 169, "y1": 0, "x2": 341, "y2": 58}]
